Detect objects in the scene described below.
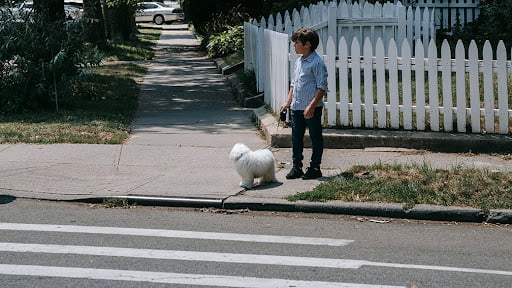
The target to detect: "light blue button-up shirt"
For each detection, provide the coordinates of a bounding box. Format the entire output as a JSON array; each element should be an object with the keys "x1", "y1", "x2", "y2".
[{"x1": 290, "y1": 51, "x2": 328, "y2": 111}]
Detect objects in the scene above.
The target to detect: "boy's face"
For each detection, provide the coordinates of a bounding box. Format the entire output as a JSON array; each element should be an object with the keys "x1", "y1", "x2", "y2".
[{"x1": 294, "y1": 40, "x2": 312, "y2": 56}]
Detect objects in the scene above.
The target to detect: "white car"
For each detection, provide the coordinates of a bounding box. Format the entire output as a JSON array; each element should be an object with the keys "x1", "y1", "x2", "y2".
[
  {"x1": 136, "y1": 2, "x2": 184, "y2": 25},
  {"x1": 163, "y1": 0, "x2": 180, "y2": 8},
  {"x1": 6, "y1": 1, "x2": 82, "y2": 21}
]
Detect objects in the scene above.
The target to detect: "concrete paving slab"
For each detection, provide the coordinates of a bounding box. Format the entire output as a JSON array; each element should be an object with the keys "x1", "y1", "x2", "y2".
[{"x1": 0, "y1": 144, "x2": 121, "y2": 166}]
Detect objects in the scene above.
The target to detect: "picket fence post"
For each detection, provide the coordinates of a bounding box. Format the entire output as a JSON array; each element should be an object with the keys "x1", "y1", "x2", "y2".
[
  {"x1": 388, "y1": 39, "x2": 400, "y2": 129},
  {"x1": 338, "y1": 37, "x2": 350, "y2": 127},
  {"x1": 441, "y1": 40, "x2": 453, "y2": 132},
  {"x1": 455, "y1": 40, "x2": 466, "y2": 133},
  {"x1": 376, "y1": 38, "x2": 386, "y2": 129},
  {"x1": 428, "y1": 39, "x2": 440, "y2": 132},
  {"x1": 497, "y1": 41, "x2": 509, "y2": 134},
  {"x1": 326, "y1": 36, "x2": 337, "y2": 126},
  {"x1": 415, "y1": 39, "x2": 426, "y2": 131},
  {"x1": 402, "y1": 39, "x2": 413, "y2": 130},
  {"x1": 469, "y1": 40, "x2": 480, "y2": 133},
  {"x1": 363, "y1": 37, "x2": 373, "y2": 128},
  {"x1": 351, "y1": 37, "x2": 362, "y2": 127}
]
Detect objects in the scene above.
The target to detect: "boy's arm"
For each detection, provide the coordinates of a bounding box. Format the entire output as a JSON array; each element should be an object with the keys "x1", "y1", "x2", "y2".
[
  {"x1": 304, "y1": 88, "x2": 325, "y2": 119},
  {"x1": 280, "y1": 86, "x2": 294, "y2": 112},
  {"x1": 304, "y1": 57, "x2": 328, "y2": 119}
]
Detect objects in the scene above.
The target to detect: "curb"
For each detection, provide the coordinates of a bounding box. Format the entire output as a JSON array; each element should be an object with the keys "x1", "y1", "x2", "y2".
[
  {"x1": 60, "y1": 195, "x2": 512, "y2": 224},
  {"x1": 223, "y1": 197, "x2": 512, "y2": 224},
  {"x1": 73, "y1": 196, "x2": 224, "y2": 209},
  {"x1": 253, "y1": 106, "x2": 512, "y2": 153}
]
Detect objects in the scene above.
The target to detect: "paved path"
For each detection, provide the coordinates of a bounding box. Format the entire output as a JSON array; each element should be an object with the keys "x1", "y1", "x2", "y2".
[{"x1": 0, "y1": 24, "x2": 264, "y2": 201}]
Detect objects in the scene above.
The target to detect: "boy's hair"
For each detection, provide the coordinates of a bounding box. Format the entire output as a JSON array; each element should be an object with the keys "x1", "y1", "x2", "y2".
[{"x1": 291, "y1": 28, "x2": 320, "y2": 51}]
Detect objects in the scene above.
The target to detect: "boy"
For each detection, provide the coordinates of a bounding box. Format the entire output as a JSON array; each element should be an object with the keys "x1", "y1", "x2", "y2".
[{"x1": 280, "y1": 28, "x2": 327, "y2": 180}]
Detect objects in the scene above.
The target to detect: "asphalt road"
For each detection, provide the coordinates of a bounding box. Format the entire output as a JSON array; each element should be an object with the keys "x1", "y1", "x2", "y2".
[{"x1": 0, "y1": 198, "x2": 511, "y2": 287}]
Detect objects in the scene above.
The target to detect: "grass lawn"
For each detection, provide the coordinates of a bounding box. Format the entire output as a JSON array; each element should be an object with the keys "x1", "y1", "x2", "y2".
[
  {"x1": 287, "y1": 162, "x2": 512, "y2": 210},
  {"x1": 101, "y1": 27, "x2": 161, "y2": 61},
  {"x1": 0, "y1": 27, "x2": 160, "y2": 144}
]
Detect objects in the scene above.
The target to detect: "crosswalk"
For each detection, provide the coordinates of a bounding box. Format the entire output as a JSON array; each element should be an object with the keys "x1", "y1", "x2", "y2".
[
  {"x1": 1, "y1": 222, "x2": 511, "y2": 287},
  {"x1": 0, "y1": 222, "x2": 403, "y2": 288}
]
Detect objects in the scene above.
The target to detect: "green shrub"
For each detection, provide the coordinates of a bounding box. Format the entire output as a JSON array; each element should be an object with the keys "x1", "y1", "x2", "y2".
[
  {"x1": 449, "y1": 0, "x2": 512, "y2": 49},
  {"x1": 0, "y1": 11, "x2": 101, "y2": 113},
  {"x1": 206, "y1": 25, "x2": 244, "y2": 58}
]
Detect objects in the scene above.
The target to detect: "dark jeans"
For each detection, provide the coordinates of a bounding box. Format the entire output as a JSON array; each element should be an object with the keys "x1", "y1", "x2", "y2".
[{"x1": 290, "y1": 107, "x2": 324, "y2": 169}]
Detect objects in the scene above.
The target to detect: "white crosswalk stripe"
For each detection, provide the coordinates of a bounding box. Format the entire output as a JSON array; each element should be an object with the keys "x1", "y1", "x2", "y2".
[
  {"x1": 0, "y1": 264, "x2": 404, "y2": 288},
  {"x1": 0, "y1": 222, "x2": 353, "y2": 246},
  {"x1": 2, "y1": 242, "x2": 511, "y2": 277},
  {"x1": 0, "y1": 242, "x2": 365, "y2": 269}
]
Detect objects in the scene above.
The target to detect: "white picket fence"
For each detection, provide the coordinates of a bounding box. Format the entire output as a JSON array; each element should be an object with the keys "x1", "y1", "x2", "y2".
[
  {"x1": 259, "y1": 30, "x2": 512, "y2": 135},
  {"x1": 326, "y1": 36, "x2": 511, "y2": 134},
  {"x1": 244, "y1": 0, "x2": 511, "y2": 135}
]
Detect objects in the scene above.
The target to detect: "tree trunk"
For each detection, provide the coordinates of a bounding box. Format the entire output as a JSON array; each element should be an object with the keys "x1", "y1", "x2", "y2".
[
  {"x1": 33, "y1": 0, "x2": 65, "y2": 23},
  {"x1": 83, "y1": 0, "x2": 108, "y2": 49},
  {"x1": 103, "y1": 3, "x2": 133, "y2": 41}
]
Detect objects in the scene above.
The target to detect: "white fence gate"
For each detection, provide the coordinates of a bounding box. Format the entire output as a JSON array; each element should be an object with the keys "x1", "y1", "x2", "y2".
[{"x1": 245, "y1": 0, "x2": 436, "y2": 93}]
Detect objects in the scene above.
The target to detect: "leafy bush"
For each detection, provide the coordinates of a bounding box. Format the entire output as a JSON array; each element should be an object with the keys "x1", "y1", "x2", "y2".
[
  {"x1": 450, "y1": 0, "x2": 512, "y2": 49},
  {"x1": 206, "y1": 25, "x2": 244, "y2": 58},
  {"x1": 183, "y1": 0, "x2": 255, "y2": 36},
  {"x1": 0, "y1": 11, "x2": 101, "y2": 113}
]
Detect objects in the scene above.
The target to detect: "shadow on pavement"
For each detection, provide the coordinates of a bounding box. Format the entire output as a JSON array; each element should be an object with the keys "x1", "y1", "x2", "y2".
[{"x1": 0, "y1": 195, "x2": 16, "y2": 205}]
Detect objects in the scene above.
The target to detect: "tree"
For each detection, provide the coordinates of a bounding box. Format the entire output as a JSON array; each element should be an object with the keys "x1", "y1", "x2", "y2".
[
  {"x1": 183, "y1": 0, "x2": 261, "y2": 36},
  {"x1": 83, "y1": 0, "x2": 108, "y2": 48},
  {"x1": 33, "y1": 0, "x2": 65, "y2": 23},
  {"x1": 104, "y1": 0, "x2": 138, "y2": 41},
  {"x1": 451, "y1": 0, "x2": 512, "y2": 48}
]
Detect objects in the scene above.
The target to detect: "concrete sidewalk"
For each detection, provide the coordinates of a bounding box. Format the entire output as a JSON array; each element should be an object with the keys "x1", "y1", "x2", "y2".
[{"x1": 1, "y1": 23, "x2": 511, "y2": 223}]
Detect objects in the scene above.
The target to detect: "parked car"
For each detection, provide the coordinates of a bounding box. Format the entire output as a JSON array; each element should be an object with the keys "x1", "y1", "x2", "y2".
[
  {"x1": 136, "y1": 2, "x2": 184, "y2": 25},
  {"x1": 163, "y1": 0, "x2": 180, "y2": 8},
  {"x1": 6, "y1": 1, "x2": 33, "y2": 18},
  {"x1": 64, "y1": 0, "x2": 83, "y2": 21},
  {"x1": 5, "y1": 1, "x2": 82, "y2": 21}
]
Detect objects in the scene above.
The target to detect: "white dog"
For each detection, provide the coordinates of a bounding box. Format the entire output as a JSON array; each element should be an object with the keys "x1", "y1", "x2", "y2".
[{"x1": 229, "y1": 143, "x2": 277, "y2": 189}]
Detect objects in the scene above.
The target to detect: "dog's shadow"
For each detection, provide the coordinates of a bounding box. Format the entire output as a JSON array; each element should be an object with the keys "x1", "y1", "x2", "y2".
[
  {"x1": 248, "y1": 176, "x2": 331, "y2": 190},
  {"x1": 249, "y1": 181, "x2": 283, "y2": 190}
]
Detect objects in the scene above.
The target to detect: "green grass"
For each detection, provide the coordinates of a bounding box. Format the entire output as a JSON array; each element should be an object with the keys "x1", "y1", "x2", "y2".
[
  {"x1": 287, "y1": 162, "x2": 512, "y2": 210},
  {"x1": 0, "y1": 27, "x2": 160, "y2": 144},
  {"x1": 102, "y1": 27, "x2": 161, "y2": 61},
  {"x1": 0, "y1": 64, "x2": 145, "y2": 144}
]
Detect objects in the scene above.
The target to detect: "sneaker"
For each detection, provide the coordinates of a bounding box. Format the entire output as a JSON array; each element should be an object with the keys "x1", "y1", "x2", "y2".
[
  {"x1": 286, "y1": 167, "x2": 304, "y2": 179},
  {"x1": 303, "y1": 167, "x2": 322, "y2": 180}
]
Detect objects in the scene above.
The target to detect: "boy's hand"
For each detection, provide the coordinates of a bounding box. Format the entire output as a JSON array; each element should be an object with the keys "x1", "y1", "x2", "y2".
[
  {"x1": 280, "y1": 103, "x2": 290, "y2": 112},
  {"x1": 304, "y1": 105, "x2": 315, "y2": 119}
]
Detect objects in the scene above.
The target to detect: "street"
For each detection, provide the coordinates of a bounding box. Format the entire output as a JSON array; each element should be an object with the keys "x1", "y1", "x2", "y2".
[{"x1": 0, "y1": 198, "x2": 511, "y2": 287}]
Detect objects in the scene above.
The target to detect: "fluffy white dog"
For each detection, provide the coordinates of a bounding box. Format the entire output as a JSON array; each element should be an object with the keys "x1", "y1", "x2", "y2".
[{"x1": 229, "y1": 143, "x2": 277, "y2": 189}]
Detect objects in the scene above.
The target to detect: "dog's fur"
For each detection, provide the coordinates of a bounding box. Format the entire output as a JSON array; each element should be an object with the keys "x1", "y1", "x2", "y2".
[{"x1": 229, "y1": 143, "x2": 277, "y2": 189}]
